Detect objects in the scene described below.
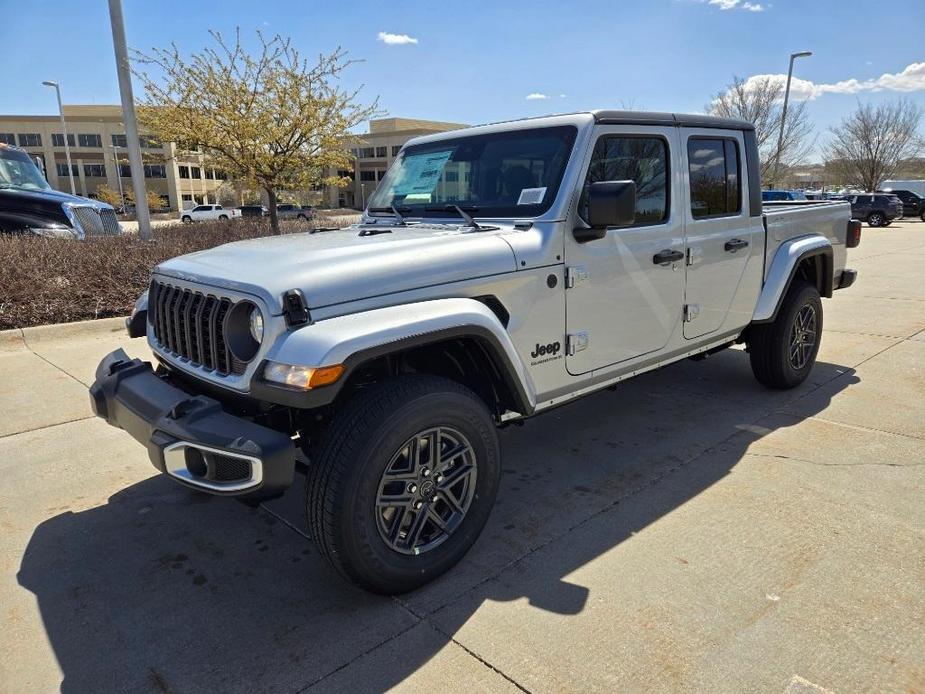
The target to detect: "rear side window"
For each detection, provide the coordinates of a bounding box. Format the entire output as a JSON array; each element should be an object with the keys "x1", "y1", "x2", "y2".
[
  {"x1": 688, "y1": 137, "x2": 741, "y2": 218},
  {"x1": 581, "y1": 135, "x2": 669, "y2": 225}
]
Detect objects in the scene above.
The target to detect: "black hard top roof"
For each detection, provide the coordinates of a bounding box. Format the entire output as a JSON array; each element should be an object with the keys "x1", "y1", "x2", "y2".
[{"x1": 591, "y1": 110, "x2": 755, "y2": 131}]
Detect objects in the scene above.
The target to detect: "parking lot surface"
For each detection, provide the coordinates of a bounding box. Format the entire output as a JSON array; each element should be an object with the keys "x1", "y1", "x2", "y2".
[{"x1": 1, "y1": 221, "x2": 923, "y2": 693}]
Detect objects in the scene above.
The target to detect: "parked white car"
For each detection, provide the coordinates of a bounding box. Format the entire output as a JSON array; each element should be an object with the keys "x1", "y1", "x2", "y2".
[{"x1": 179, "y1": 204, "x2": 241, "y2": 223}]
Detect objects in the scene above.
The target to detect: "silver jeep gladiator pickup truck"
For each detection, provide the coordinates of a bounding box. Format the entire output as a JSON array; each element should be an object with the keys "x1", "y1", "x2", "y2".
[{"x1": 90, "y1": 110, "x2": 861, "y2": 594}]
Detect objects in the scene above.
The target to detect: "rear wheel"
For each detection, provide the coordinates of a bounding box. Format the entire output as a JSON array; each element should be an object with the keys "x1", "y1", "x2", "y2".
[
  {"x1": 748, "y1": 281, "x2": 822, "y2": 389},
  {"x1": 218, "y1": 214, "x2": 228, "y2": 221},
  {"x1": 181, "y1": 215, "x2": 192, "y2": 224},
  {"x1": 306, "y1": 375, "x2": 500, "y2": 594},
  {"x1": 867, "y1": 212, "x2": 885, "y2": 227}
]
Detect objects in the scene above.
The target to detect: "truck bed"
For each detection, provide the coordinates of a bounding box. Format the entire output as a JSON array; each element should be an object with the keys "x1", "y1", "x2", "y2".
[{"x1": 762, "y1": 200, "x2": 851, "y2": 283}]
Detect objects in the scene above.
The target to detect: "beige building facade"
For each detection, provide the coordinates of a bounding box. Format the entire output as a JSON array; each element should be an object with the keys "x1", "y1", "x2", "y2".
[
  {"x1": 0, "y1": 105, "x2": 228, "y2": 210},
  {"x1": 1, "y1": 106, "x2": 465, "y2": 211}
]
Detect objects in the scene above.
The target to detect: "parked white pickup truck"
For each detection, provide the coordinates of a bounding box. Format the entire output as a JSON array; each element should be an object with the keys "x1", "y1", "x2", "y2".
[
  {"x1": 92, "y1": 110, "x2": 861, "y2": 594},
  {"x1": 179, "y1": 204, "x2": 241, "y2": 223}
]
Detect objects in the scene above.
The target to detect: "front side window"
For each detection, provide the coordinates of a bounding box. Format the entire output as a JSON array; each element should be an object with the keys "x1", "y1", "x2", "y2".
[
  {"x1": 688, "y1": 137, "x2": 741, "y2": 218},
  {"x1": 0, "y1": 146, "x2": 51, "y2": 191},
  {"x1": 368, "y1": 125, "x2": 577, "y2": 218},
  {"x1": 580, "y1": 135, "x2": 669, "y2": 225}
]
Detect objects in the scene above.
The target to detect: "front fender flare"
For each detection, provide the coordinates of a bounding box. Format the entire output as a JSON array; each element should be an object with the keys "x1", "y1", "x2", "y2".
[
  {"x1": 752, "y1": 235, "x2": 833, "y2": 324},
  {"x1": 253, "y1": 298, "x2": 537, "y2": 414}
]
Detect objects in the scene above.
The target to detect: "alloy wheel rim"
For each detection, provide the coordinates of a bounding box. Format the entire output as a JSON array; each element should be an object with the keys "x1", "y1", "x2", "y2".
[
  {"x1": 788, "y1": 303, "x2": 817, "y2": 370},
  {"x1": 375, "y1": 426, "x2": 477, "y2": 556}
]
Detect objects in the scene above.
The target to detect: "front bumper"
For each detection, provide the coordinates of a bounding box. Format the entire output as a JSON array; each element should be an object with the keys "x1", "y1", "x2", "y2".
[{"x1": 89, "y1": 349, "x2": 295, "y2": 499}]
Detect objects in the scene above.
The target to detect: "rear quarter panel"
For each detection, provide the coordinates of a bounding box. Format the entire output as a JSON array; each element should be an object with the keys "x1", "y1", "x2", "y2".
[{"x1": 763, "y1": 201, "x2": 850, "y2": 279}]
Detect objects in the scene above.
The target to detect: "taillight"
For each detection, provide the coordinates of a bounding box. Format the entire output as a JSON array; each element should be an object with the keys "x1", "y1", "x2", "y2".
[{"x1": 847, "y1": 219, "x2": 862, "y2": 248}]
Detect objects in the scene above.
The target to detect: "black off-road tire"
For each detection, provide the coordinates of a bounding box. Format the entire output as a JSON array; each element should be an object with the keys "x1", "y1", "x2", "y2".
[
  {"x1": 748, "y1": 280, "x2": 823, "y2": 390},
  {"x1": 306, "y1": 375, "x2": 500, "y2": 594}
]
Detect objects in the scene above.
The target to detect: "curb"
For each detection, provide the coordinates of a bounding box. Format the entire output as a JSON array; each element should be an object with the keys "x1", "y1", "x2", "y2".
[{"x1": 0, "y1": 316, "x2": 129, "y2": 351}]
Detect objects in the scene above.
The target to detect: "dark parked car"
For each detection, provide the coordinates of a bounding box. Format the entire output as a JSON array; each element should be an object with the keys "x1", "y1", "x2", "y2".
[
  {"x1": 845, "y1": 193, "x2": 903, "y2": 227},
  {"x1": 878, "y1": 189, "x2": 924, "y2": 219},
  {"x1": 0, "y1": 143, "x2": 121, "y2": 238},
  {"x1": 237, "y1": 205, "x2": 267, "y2": 218}
]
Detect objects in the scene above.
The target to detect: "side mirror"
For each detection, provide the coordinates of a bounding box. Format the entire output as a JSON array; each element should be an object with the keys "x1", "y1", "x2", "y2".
[{"x1": 574, "y1": 180, "x2": 636, "y2": 243}]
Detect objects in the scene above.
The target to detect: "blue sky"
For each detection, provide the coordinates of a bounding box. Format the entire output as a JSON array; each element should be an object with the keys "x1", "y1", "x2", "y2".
[{"x1": 3, "y1": 0, "x2": 924, "y2": 161}]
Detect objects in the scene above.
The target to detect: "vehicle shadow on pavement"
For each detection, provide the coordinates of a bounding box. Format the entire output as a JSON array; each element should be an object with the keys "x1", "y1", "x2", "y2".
[{"x1": 17, "y1": 349, "x2": 858, "y2": 693}]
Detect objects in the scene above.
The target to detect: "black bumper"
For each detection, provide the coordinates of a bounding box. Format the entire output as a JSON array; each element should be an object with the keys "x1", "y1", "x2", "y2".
[
  {"x1": 836, "y1": 268, "x2": 858, "y2": 290},
  {"x1": 89, "y1": 349, "x2": 295, "y2": 499}
]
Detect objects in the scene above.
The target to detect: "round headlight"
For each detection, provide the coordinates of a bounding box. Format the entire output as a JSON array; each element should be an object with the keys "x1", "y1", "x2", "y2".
[{"x1": 249, "y1": 307, "x2": 264, "y2": 344}]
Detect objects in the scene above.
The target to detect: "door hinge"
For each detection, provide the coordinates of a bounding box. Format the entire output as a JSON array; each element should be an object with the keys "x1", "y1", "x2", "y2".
[
  {"x1": 683, "y1": 304, "x2": 701, "y2": 322},
  {"x1": 565, "y1": 265, "x2": 589, "y2": 288},
  {"x1": 566, "y1": 331, "x2": 589, "y2": 355}
]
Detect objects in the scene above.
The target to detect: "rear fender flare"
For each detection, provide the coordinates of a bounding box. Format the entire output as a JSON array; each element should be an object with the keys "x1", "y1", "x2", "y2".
[{"x1": 752, "y1": 235, "x2": 833, "y2": 324}]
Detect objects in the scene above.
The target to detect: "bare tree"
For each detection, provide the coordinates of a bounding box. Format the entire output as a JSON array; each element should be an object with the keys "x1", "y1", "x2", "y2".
[
  {"x1": 824, "y1": 99, "x2": 923, "y2": 192},
  {"x1": 709, "y1": 76, "x2": 814, "y2": 185},
  {"x1": 133, "y1": 30, "x2": 378, "y2": 233}
]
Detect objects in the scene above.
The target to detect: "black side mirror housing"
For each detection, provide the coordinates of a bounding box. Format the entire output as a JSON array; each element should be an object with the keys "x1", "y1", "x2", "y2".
[{"x1": 574, "y1": 180, "x2": 637, "y2": 243}]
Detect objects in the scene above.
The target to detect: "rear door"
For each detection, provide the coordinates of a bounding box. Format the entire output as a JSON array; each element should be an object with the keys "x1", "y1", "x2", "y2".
[
  {"x1": 564, "y1": 125, "x2": 685, "y2": 374},
  {"x1": 682, "y1": 131, "x2": 763, "y2": 339}
]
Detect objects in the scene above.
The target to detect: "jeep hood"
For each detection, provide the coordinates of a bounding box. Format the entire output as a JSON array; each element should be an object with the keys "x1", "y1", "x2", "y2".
[{"x1": 155, "y1": 224, "x2": 519, "y2": 313}]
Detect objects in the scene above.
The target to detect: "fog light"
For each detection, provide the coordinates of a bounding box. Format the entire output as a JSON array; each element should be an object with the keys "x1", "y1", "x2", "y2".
[{"x1": 263, "y1": 361, "x2": 344, "y2": 390}]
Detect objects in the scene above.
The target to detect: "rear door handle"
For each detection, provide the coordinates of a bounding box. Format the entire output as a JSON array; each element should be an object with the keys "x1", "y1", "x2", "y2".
[
  {"x1": 652, "y1": 249, "x2": 685, "y2": 265},
  {"x1": 724, "y1": 238, "x2": 749, "y2": 252}
]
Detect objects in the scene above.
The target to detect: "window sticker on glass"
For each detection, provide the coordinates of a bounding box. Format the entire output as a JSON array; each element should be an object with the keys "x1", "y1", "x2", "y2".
[
  {"x1": 517, "y1": 187, "x2": 547, "y2": 205},
  {"x1": 391, "y1": 150, "x2": 454, "y2": 196}
]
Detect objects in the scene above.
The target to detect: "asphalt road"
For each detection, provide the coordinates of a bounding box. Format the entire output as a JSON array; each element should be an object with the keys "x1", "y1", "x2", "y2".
[{"x1": 1, "y1": 221, "x2": 923, "y2": 693}]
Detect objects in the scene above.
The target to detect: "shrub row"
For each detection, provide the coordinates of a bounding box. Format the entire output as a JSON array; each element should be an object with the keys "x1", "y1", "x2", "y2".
[{"x1": 0, "y1": 217, "x2": 349, "y2": 330}]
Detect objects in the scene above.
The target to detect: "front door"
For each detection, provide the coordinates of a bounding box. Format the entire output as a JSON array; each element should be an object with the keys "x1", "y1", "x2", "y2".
[
  {"x1": 682, "y1": 131, "x2": 761, "y2": 339},
  {"x1": 565, "y1": 126, "x2": 685, "y2": 375}
]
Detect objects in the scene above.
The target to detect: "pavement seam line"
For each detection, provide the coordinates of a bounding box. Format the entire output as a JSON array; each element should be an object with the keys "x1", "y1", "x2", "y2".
[
  {"x1": 258, "y1": 503, "x2": 311, "y2": 540},
  {"x1": 796, "y1": 415, "x2": 925, "y2": 443},
  {"x1": 427, "y1": 326, "x2": 915, "y2": 616},
  {"x1": 428, "y1": 622, "x2": 533, "y2": 694},
  {"x1": 0, "y1": 415, "x2": 95, "y2": 440},
  {"x1": 19, "y1": 333, "x2": 92, "y2": 388}
]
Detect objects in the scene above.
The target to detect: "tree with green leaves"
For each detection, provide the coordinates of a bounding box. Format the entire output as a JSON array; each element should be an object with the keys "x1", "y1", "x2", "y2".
[{"x1": 133, "y1": 29, "x2": 377, "y2": 232}]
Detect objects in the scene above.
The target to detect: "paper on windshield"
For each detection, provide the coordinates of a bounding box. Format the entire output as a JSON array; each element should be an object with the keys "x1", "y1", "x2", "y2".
[
  {"x1": 391, "y1": 150, "x2": 454, "y2": 197},
  {"x1": 517, "y1": 187, "x2": 547, "y2": 205}
]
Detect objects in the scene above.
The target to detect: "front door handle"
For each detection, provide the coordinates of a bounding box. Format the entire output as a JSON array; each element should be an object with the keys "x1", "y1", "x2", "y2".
[
  {"x1": 724, "y1": 238, "x2": 749, "y2": 252},
  {"x1": 653, "y1": 249, "x2": 685, "y2": 265}
]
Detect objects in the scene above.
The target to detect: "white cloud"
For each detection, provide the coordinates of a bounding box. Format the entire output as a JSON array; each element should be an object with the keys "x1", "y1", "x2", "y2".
[
  {"x1": 526, "y1": 93, "x2": 550, "y2": 100},
  {"x1": 707, "y1": 0, "x2": 765, "y2": 10},
  {"x1": 377, "y1": 31, "x2": 418, "y2": 45},
  {"x1": 737, "y1": 62, "x2": 925, "y2": 101}
]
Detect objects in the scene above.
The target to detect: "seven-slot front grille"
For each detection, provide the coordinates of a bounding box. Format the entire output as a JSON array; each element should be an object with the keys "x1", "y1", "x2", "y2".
[
  {"x1": 72, "y1": 206, "x2": 121, "y2": 236},
  {"x1": 148, "y1": 280, "x2": 247, "y2": 376}
]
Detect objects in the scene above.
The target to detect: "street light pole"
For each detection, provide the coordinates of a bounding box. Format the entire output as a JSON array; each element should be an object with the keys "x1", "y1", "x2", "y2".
[
  {"x1": 112, "y1": 147, "x2": 125, "y2": 204},
  {"x1": 107, "y1": 0, "x2": 152, "y2": 239},
  {"x1": 41, "y1": 81, "x2": 76, "y2": 195},
  {"x1": 773, "y1": 50, "x2": 812, "y2": 188}
]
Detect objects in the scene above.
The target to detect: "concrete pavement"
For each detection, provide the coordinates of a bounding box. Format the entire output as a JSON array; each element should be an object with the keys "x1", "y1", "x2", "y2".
[{"x1": 1, "y1": 221, "x2": 923, "y2": 692}]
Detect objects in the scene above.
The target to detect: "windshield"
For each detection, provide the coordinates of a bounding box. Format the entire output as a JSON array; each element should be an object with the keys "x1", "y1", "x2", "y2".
[
  {"x1": 0, "y1": 147, "x2": 52, "y2": 191},
  {"x1": 367, "y1": 126, "x2": 577, "y2": 218}
]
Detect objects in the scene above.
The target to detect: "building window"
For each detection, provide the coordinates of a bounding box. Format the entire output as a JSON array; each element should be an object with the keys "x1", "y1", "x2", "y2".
[
  {"x1": 77, "y1": 133, "x2": 103, "y2": 147},
  {"x1": 181, "y1": 194, "x2": 193, "y2": 202},
  {"x1": 52, "y1": 133, "x2": 75, "y2": 147},
  {"x1": 582, "y1": 135, "x2": 669, "y2": 225},
  {"x1": 83, "y1": 163, "x2": 106, "y2": 177},
  {"x1": 178, "y1": 165, "x2": 190, "y2": 179},
  {"x1": 444, "y1": 170, "x2": 459, "y2": 182},
  {"x1": 392, "y1": 145, "x2": 402, "y2": 157},
  {"x1": 376, "y1": 170, "x2": 386, "y2": 181},
  {"x1": 18, "y1": 133, "x2": 42, "y2": 147},
  {"x1": 144, "y1": 164, "x2": 166, "y2": 178},
  {"x1": 688, "y1": 137, "x2": 740, "y2": 219},
  {"x1": 139, "y1": 135, "x2": 161, "y2": 148},
  {"x1": 111, "y1": 134, "x2": 127, "y2": 148},
  {"x1": 56, "y1": 163, "x2": 78, "y2": 177},
  {"x1": 205, "y1": 168, "x2": 214, "y2": 180},
  {"x1": 191, "y1": 166, "x2": 201, "y2": 179},
  {"x1": 214, "y1": 169, "x2": 227, "y2": 180},
  {"x1": 119, "y1": 164, "x2": 131, "y2": 177},
  {"x1": 359, "y1": 170, "x2": 376, "y2": 182},
  {"x1": 351, "y1": 148, "x2": 360, "y2": 158},
  {"x1": 375, "y1": 146, "x2": 387, "y2": 158},
  {"x1": 360, "y1": 147, "x2": 375, "y2": 158},
  {"x1": 0, "y1": 133, "x2": 15, "y2": 145}
]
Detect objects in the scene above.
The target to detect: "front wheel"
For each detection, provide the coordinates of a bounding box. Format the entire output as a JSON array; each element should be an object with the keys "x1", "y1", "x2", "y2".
[
  {"x1": 748, "y1": 281, "x2": 823, "y2": 389},
  {"x1": 306, "y1": 375, "x2": 500, "y2": 594},
  {"x1": 181, "y1": 215, "x2": 192, "y2": 224},
  {"x1": 867, "y1": 212, "x2": 885, "y2": 227},
  {"x1": 218, "y1": 214, "x2": 228, "y2": 221}
]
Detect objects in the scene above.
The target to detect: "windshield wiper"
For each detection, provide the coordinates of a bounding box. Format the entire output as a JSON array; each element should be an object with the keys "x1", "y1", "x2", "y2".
[
  {"x1": 424, "y1": 204, "x2": 489, "y2": 230},
  {"x1": 367, "y1": 205, "x2": 411, "y2": 225}
]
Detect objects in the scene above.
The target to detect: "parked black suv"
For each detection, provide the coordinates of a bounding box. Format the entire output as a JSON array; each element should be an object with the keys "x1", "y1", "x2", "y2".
[
  {"x1": 845, "y1": 193, "x2": 903, "y2": 227},
  {"x1": 877, "y1": 189, "x2": 925, "y2": 219},
  {"x1": 0, "y1": 143, "x2": 120, "y2": 238}
]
